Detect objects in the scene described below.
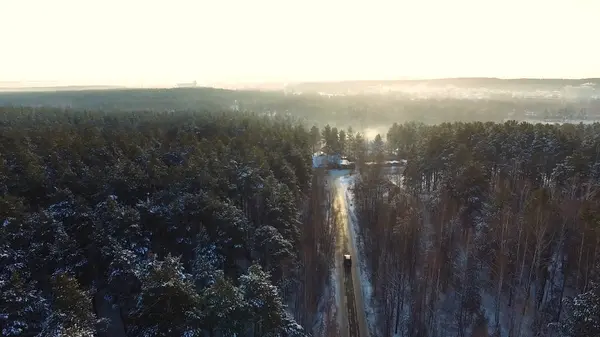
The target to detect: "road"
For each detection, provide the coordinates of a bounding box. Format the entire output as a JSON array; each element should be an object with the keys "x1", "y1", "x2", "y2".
[{"x1": 332, "y1": 173, "x2": 369, "y2": 337}]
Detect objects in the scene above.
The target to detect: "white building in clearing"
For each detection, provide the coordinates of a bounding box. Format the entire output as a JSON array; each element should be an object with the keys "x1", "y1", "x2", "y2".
[{"x1": 312, "y1": 152, "x2": 342, "y2": 168}]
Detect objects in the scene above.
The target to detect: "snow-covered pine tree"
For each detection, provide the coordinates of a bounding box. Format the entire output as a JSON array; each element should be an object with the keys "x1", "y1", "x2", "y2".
[
  {"x1": 128, "y1": 255, "x2": 203, "y2": 337},
  {"x1": 239, "y1": 264, "x2": 305, "y2": 337},
  {"x1": 560, "y1": 281, "x2": 600, "y2": 337},
  {"x1": 39, "y1": 272, "x2": 97, "y2": 337}
]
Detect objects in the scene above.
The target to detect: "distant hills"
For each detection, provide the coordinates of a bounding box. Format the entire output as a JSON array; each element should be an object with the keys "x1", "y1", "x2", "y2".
[
  {"x1": 283, "y1": 77, "x2": 600, "y2": 93},
  {"x1": 2, "y1": 78, "x2": 599, "y2": 93},
  {"x1": 0, "y1": 85, "x2": 127, "y2": 92},
  {"x1": 1, "y1": 82, "x2": 599, "y2": 128},
  {"x1": 291, "y1": 77, "x2": 600, "y2": 86}
]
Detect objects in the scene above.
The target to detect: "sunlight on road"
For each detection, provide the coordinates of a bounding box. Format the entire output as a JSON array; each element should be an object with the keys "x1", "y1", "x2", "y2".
[
  {"x1": 333, "y1": 176, "x2": 350, "y2": 337},
  {"x1": 334, "y1": 181, "x2": 350, "y2": 255},
  {"x1": 333, "y1": 175, "x2": 369, "y2": 337}
]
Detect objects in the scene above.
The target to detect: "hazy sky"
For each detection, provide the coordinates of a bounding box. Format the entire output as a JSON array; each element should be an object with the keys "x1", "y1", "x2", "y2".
[{"x1": 1, "y1": 0, "x2": 598, "y2": 86}]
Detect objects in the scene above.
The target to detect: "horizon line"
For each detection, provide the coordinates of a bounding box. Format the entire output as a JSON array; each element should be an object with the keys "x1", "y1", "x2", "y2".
[{"x1": 1, "y1": 76, "x2": 599, "y2": 91}]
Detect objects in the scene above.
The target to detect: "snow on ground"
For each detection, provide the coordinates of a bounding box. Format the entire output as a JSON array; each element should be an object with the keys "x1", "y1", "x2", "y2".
[
  {"x1": 329, "y1": 262, "x2": 340, "y2": 337},
  {"x1": 311, "y1": 273, "x2": 337, "y2": 337},
  {"x1": 339, "y1": 174, "x2": 380, "y2": 337},
  {"x1": 329, "y1": 169, "x2": 352, "y2": 179},
  {"x1": 313, "y1": 154, "x2": 322, "y2": 168},
  {"x1": 322, "y1": 172, "x2": 343, "y2": 337}
]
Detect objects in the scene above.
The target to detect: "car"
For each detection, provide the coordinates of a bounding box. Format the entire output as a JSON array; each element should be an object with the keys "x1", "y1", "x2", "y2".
[{"x1": 344, "y1": 254, "x2": 352, "y2": 268}]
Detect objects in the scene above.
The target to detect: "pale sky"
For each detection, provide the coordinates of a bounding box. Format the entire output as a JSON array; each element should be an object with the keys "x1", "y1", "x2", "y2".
[{"x1": 1, "y1": 0, "x2": 598, "y2": 87}]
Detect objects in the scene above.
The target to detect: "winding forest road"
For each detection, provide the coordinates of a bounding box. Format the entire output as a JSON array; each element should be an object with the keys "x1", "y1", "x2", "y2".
[{"x1": 332, "y1": 172, "x2": 369, "y2": 337}]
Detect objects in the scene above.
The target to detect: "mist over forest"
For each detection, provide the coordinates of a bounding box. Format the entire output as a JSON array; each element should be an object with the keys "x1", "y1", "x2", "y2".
[
  {"x1": 2, "y1": 78, "x2": 599, "y2": 135},
  {"x1": 2, "y1": 78, "x2": 600, "y2": 337}
]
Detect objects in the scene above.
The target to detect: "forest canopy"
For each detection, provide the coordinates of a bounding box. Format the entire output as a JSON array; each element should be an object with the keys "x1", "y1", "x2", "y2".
[
  {"x1": 3, "y1": 102, "x2": 600, "y2": 337},
  {"x1": 0, "y1": 107, "x2": 331, "y2": 337},
  {"x1": 352, "y1": 120, "x2": 600, "y2": 336}
]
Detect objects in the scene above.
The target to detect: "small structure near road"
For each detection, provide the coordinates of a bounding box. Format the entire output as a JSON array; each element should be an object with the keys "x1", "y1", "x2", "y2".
[
  {"x1": 312, "y1": 152, "x2": 357, "y2": 169},
  {"x1": 312, "y1": 151, "x2": 343, "y2": 168}
]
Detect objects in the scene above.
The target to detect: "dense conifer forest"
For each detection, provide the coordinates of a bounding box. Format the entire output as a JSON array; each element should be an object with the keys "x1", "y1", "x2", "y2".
[
  {"x1": 0, "y1": 107, "x2": 334, "y2": 336},
  {"x1": 351, "y1": 121, "x2": 600, "y2": 337},
  {"x1": 4, "y1": 101, "x2": 600, "y2": 337}
]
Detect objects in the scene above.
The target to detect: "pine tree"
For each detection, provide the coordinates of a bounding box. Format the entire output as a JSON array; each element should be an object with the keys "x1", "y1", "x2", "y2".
[
  {"x1": 192, "y1": 227, "x2": 225, "y2": 289},
  {"x1": 239, "y1": 264, "x2": 305, "y2": 337},
  {"x1": 309, "y1": 126, "x2": 320, "y2": 153},
  {"x1": 40, "y1": 273, "x2": 96, "y2": 337},
  {"x1": 560, "y1": 281, "x2": 600, "y2": 337},
  {"x1": 372, "y1": 134, "x2": 385, "y2": 163},
  {"x1": 0, "y1": 262, "x2": 48, "y2": 336},
  {"x1": 252, "y1": 225, "x2": 294, "y2": 275},
  {"x1": 201, "y1": 270, "x2": 246, "y2": 336},
  {"x1": 128, "y1": 255, "x2": 203, "y2": 337},
  {"x1": 1, "y1": 220, "x2": 48, "y2": 336}
]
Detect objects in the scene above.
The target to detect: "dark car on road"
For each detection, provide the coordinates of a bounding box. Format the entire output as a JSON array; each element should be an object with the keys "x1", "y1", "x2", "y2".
[{"x1": 344, "y1": 254, "x2": 352, "y2": 268}]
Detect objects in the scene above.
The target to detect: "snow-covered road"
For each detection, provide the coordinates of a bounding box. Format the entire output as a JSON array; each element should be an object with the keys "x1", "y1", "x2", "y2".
[
  {"x1": 331, "y1": 170, "x2": 370, "y2": 337},
  {"x1": 330, "y1": 173, "x2": 349, "y2": 337}
]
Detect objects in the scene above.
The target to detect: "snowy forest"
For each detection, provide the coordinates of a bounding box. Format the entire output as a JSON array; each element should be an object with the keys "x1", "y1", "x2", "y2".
[
  {"x1": 3, "y1": 104, "x2": 600, "y2": 337},
  {"x1": 0, "y1": 107, "x2": 336, "y2": 336},
  {"x1": 351, "y1": 121, "x2": 600, "y2": 337}
]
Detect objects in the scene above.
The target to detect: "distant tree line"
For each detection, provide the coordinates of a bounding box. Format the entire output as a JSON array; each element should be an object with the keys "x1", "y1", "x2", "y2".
[
  {"x1": 310, "y1": 124, "x2": 387, "y2": 166},
  {"x1": 2, "y1": 88, "x2": 599, "y2": 129},
  {"x1": 0, "y1": 107, "x2": 335, "y2": 337},
  {"x1": 353, "y1": 121, "x2": 600, "y2": 337}
]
